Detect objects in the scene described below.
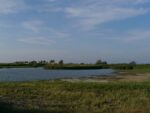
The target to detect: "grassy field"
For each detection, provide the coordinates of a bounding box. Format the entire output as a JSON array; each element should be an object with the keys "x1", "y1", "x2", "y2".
[
  {"x1": 0, "y1": 80, "x2": 150, "y2": 113},
  {"x1": 0, "y1": 64, "x2": 150, "y2": 113},
  {"x1": 124, "y1": 64, "x2": 150, "y2": 73}
]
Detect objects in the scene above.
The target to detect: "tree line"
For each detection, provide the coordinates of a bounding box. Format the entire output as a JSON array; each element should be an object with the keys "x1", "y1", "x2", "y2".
[{"x1": 0, "y1": 59, "x2": 136, "y2": 70}]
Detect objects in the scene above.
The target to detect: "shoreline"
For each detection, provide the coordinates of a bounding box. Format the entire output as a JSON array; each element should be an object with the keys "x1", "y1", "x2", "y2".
[
  {"x1": 61, "y1": 71, "x2": 150, "y2": 83},
  {"x1": 0, "y1": 69, "x2": 149, "y2": 83},
  {"x1": 0, "y1": 71, "x2": 149, "y2": 113}
]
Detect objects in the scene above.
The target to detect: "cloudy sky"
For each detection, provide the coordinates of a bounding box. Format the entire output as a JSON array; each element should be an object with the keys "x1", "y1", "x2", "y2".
[{"x1": 0, "y1": 0, "x2": 150, "y2": 63}]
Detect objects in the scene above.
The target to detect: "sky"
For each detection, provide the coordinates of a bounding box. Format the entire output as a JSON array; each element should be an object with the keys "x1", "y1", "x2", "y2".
[{"x1": 0, "y1": 0, "x2": 150, "y2": 63}]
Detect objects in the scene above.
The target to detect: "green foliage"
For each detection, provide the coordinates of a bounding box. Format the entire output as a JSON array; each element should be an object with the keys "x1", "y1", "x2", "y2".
[
  {"x1": 129, "y1": 61, "x2": 136, "y2": 65},
  {"x1": 0, "y1": 60, "x2": 138, "y2": 70},
  {"x1": 96, "y1": 59, "x2": 107, "y2": 65},
  {"x1": 58, "y1": 60, "x2": 64, "y2": 65},
  {"x1": 0, "y1": 81, "x2": 150, "y2": 113},
  {"x1": 96, "y1": 59, "x2": 102, "y2": 65},
  {"x1": 0, "y1": 61, "x2": 47, "y2": 68},
  {"x1": 44, "y1": 64, "x2": 109, "y2": 70},
  {"x1": 126, "y1": 64, "x2": 150, "y2": 73},
  {"x1": 110, "y1": 64, "x2": 134, "y2": 70}
]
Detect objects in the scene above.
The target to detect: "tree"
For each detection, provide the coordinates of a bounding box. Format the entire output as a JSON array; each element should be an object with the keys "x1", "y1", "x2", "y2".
[
  {"x1": 49, "y1": 60, "x2": 55, "y2": 64},
  {"x1": 96, "y1": 59, "x2": 102, "y2": 65},
  {"x1": 29, "y1": 61, "x2": 37, "y2": 65},
  {"x1": 29, "y1": 61, "x2": 38, "y2": 67},
  {"x1": 102, "y1": 61, "x2": 107, "y2": 64},
  {"x1": 129, "y1": 61, "x2": 136, "y2": 65},
  {"x1": 59, "y1": 60, "x2": 64, "y2": 65},
  {"x1": 39, "y1": 60, "x2": 47, "y2": 65},
  {"x1": 80, "y1": 63, "x2": 85, "y2": 65}
]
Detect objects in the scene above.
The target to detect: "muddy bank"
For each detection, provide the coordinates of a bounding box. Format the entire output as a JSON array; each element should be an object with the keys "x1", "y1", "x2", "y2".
[{"x1": 61, "y1": 72, "x2": 150, "y2": 83}]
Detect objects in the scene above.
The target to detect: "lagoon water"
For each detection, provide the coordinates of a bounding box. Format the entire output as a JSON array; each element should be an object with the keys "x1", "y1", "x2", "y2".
[{"x1": 0, "y1": 68, "x2": 114, "y2": 82}]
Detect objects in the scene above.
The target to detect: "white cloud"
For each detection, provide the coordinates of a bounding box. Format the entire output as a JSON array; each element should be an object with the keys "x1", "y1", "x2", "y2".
[
  {"x1": 0, "y1": 0, "x2": 26, "y2": 14},
  {"x1": 64, "y1": 0, "x2": 149, "y2": 30},
  {"x1": 48, "y1": 28, "x2": 70, "y2": 39},
  {"x1": 22, "y1": 20, "x2": 44, "y2": 32},
  {"x1": 19, "y1": 22, "x2": 70, "y2": 45},
  {"x1": 124, "y1": 29, "x2": 150, "y2": 42},
  {"x1": 22, "y1": 19, "x2": 70, "y2": 39},
  {"x1": 37, "y1": 0, "x2": 149, "y2": 30},
  {"x1": 47, "y1": 0, "x2": 57, "y2": 2},
  {"x1": 18, "y1": 37, "x2": 55, "y2": 45},
  {"x1": 66, "y1": 7, "x2": 146, "y2": 30},
  {"x1": 95, "y1": 29, "x2": 150, "y2": 42}
]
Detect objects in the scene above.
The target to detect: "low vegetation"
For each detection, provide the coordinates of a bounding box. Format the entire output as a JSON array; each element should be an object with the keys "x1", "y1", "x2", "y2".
[
  {"x1": 0, "y1": 80, "x2": 150, "y2": 113},
  {"x1": 0, "y1": 60, "x2": 136, "y2": 70},
  {"x1": 0, "y1": 61, "x2": 46, "y2": 68},
  {"x1": 125, "y1": 64, "x2": 150, "y2": 73},
  {"x1": 0, "y1": 60, "x2": 150, "y2": 113},
  {"x1": 44, "y1": 64, "x2": 109, "y2": 70}
]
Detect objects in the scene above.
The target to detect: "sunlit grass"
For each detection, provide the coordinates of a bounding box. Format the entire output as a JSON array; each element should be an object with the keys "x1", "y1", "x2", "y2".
[
  {"x1": 125, "y1": 65, "x2": 150, "y2": 73},
  {"x1": 0, "y1": 80, "x2": 150, "y2": 113}
]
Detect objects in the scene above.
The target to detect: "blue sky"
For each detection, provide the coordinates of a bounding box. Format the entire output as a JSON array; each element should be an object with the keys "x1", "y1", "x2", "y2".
[{"x1": 0, "y1": 0, "x2": 150, "y2": 63}]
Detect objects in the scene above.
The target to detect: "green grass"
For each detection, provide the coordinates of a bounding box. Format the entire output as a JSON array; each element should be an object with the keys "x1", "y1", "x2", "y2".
[
  {"x1": 0, "y1": 80, "x2": 150, "y2": 113},
  {"x1": 125, "y1": 64, "x2": 150, "y2": 73}
]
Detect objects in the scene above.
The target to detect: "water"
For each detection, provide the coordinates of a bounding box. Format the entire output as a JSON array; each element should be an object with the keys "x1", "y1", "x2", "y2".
[{"x1": 0, "y1": 68, "x2": 115, "y2": 82}]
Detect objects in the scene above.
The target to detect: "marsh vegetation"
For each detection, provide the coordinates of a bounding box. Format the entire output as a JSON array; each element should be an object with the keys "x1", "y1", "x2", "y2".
[
  {"x1": 0, "y1": 60, "x2": 150, "y2": 113},
  {"x1": 0, "y1": 60, "x2": 136, "y2": 70},
  {"x1": 0, "y1": 80, "x2": 150, "y2": 113}
]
